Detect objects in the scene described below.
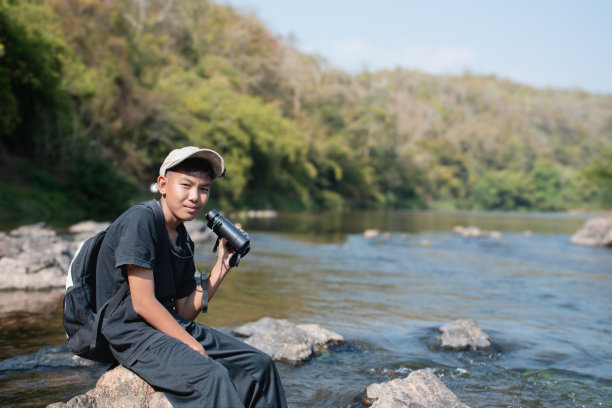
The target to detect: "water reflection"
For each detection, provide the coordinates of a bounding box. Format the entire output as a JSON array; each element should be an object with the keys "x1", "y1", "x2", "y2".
[{"x1": 244, "y1": 209, "x2": 590, "y2": 237}]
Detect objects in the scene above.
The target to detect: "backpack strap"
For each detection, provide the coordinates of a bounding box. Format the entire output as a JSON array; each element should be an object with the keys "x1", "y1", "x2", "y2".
[{"x1": 145, "y1": 199, "x2": 165, "y2": 230}]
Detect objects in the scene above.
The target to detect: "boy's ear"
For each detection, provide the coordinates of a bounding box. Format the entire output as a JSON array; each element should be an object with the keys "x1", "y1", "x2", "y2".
[{"x1": 157, "y1": 175, "x2": 168, "y2": 195}]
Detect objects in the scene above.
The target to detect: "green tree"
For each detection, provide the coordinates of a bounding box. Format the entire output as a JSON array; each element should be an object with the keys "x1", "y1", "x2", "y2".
[{"x1": 0, "y1": 1, "x2": 69, "y2": 158}]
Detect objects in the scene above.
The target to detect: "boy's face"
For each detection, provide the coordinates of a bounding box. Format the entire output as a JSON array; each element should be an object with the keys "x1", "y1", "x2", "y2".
[{"x1": 158, "y1": 170, "x2": 212, "y2": 223}]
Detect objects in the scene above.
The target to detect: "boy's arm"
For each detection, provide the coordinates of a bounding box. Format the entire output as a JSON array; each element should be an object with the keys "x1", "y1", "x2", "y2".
[
  {"x1": 127, "y1": 264, "x2": 207, "y2": 356},
  {"x1": 175, "y1": 235, "x2": 235, "y2": 320}
]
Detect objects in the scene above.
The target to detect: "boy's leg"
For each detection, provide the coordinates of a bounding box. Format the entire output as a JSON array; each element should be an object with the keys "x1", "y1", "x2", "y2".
[
  {"x1": 187, "y1": 322, "x2": 288, "y2": 408},
  {"x1": 129, "y1": 335, "x2": 245, "y2": 407}
]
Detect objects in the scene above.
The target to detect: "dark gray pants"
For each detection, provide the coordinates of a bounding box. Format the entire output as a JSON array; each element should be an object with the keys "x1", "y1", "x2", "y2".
[{"x1": 129, "y1": 322, "x2": 287, "y2": 408}]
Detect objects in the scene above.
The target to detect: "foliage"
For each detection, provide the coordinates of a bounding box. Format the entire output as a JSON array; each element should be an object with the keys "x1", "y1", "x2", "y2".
[
  {"x1": 584, "y1": 146, "x2": 612, "y2": 208},
  {"x1": 0, "y1": 0, "x2": 70, "y2": 157},
  {"x1": 1, "y1": 0, "x2": 612, "y2": 223}
]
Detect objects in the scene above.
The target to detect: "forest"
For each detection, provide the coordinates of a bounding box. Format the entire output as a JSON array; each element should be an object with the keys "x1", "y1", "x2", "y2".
[{"x1": 1, "y1": 0, "x2": 611, "y2": 223}]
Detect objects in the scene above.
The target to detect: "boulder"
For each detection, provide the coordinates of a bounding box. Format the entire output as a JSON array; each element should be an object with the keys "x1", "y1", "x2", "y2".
[
  {"x1": 233, "y1": 317, "x2": 344, "y2": 364},
  {"x1": 570, "y1": 217, "x2": 612, "y2": 247},
  {"x1": 47, "y1": 365, "x2": 171, "y2": 408},
  {"x1": 439, "y1": 319, "x2": 491, "y2": 350},
  {"x1": 363, "y1": 369, "x2": 470, "y2": 408},
  {"x1": 0, "y1": 233, "x2": 76, "y2": 290}
]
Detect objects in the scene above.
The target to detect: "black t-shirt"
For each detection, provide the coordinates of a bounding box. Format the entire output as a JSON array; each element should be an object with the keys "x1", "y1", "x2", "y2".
[{"x1": 96, "y1": 200, "x2": 198, "y2": 366}]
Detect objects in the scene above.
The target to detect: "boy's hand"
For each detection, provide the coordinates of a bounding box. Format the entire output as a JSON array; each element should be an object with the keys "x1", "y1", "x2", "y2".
[{"x1": 189, "y1": 341, "x2": 208, "y2": 357}]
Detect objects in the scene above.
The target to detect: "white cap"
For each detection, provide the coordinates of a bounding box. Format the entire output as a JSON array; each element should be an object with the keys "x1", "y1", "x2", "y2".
[{"x1": 159, "y1": 146, "x2": 225, "y2": 179}]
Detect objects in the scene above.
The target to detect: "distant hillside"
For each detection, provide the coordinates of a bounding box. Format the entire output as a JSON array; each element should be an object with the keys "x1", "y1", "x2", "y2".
[{"x1": 1, "y1": 0, "x2": 611, "y2": 222}]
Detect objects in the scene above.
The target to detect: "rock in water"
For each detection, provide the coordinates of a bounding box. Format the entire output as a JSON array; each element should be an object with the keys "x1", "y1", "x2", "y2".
[
  {"x1": 439, "y1": 319, "x2": 491, "y2": 350},
  {"x1": 570, "y1": 217, "x2": 612, "y2": 247},
  {"x1": 233, "y1": 317, "x2": 344, "y2": 364},
  {"x1": 364, "y1": 369, "x2": 470, "y2": 408},
  {"x1": 0, "y1": 343, "x2": 96, "y2": 372},
  {"x1": 47, "y1": 365, "x2": 171, "y2": 408},
  {"x1": 0, "y1": 233, "x2": 75, "y2": 290}
]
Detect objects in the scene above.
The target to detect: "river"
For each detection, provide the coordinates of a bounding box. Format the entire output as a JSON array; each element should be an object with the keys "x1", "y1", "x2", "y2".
[{"x1": 0, "y1": 210, "x2": 611, "y2": 407}]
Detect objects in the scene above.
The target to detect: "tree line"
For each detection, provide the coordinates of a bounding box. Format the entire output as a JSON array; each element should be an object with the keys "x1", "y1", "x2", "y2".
[{"x1": 1, "y1": 0, "x2": 611, "y2": 223}]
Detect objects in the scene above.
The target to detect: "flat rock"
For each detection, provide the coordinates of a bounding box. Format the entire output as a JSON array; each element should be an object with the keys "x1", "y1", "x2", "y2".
[
  {"x1": 570, "y1": 217, "x2": 612, "y2": 247},
  {"x1": 0, "y1": 343, "x2": 97, "y2": 372},
  {"x1": 364, "y1": 369, "x2": 470, "y2": 408},
  {"x1": 233, "y1": 317, "x2": 344, "y2": 364},
  {"x1": 439, "y1": 319, "x2": 491, "y2": 350},
  {"x1": 47, "y1": 365, "x2": 171, "y2": 408}
]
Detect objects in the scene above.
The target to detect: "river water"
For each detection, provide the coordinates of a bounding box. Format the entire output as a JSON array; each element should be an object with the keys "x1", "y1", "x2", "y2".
[{"x1": 1, "y1": 210, "x2": 611, "y2": 407}]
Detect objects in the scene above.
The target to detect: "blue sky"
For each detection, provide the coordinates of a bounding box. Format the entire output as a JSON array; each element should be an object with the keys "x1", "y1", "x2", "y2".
[{"x1": 221, "y1": 0, "x2": 612, "y2": 94}]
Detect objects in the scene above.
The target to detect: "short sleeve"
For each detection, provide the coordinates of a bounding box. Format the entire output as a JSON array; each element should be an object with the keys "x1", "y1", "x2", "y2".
[{"x1": 114, "y1": 207, "x2": 158, "y2": 270}]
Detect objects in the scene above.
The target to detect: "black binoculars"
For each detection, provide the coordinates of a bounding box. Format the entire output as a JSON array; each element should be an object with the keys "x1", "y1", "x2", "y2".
[{"x1": 205, "y1": 209, "x2": 250, "y2": 267}]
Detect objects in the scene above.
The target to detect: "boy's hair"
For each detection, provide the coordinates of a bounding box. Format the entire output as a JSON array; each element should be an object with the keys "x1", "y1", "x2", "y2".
[{"x1": 167, "y1": 157, "x2": 213, "y2": 178}]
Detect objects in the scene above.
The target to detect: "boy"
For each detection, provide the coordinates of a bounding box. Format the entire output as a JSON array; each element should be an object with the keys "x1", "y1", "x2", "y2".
[{"x1": 95, "y1": 146, "x2": 287, "y2": 407}]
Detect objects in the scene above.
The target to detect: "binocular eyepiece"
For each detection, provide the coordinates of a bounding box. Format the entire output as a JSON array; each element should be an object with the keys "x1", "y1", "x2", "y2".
[{"x1": 205, "y1": 209, "x2": 250, "y2": 267}]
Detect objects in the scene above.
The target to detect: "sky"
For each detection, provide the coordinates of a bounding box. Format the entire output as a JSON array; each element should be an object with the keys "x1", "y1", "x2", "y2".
[{"x1": 220, "y1": 0, "x2": 612, "y2": 94}]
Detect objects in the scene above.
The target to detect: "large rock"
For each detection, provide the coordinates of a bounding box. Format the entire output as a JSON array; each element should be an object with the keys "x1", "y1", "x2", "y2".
[
  {"x1": 47, "y1": 365, "x2": 171, "y2": 408},
  {"x1": 0, "y1": 224, "x2": 77, "y2": 291},
  {"x1": 233, "y1": 317, "x2": 344, "y2": 364},
  {"x1": 439, "y1": 319, "x2": 491, "y2": 350},
  {"x1": 570, "y1": 217, "x2": 612, "y2": 247},
  {"x1": 364, "y1": 369, "x2": 470, "y2": 408}
]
